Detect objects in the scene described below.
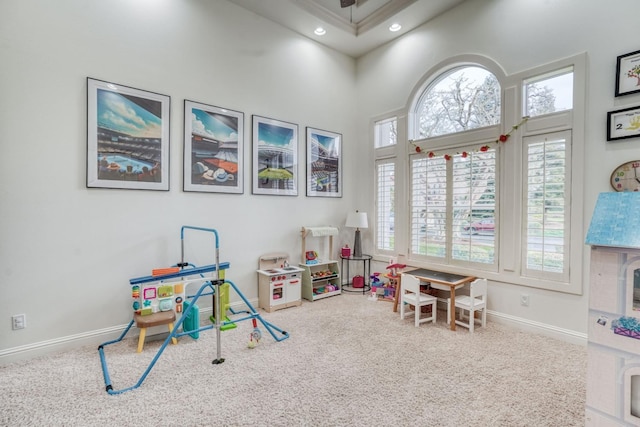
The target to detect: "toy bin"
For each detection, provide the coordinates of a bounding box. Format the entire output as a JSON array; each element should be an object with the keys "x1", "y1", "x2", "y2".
[{"x1": 352, "y1": 275, "x2": 364, "y2": 288}]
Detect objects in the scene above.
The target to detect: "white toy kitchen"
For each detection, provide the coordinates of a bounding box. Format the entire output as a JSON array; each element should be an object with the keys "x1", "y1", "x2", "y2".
[
  {"x1": 257, "y1": 252, "x2": 304, "y2": 313},
  {"x1": 585, "y1": 192, "x2": 640, "y2": 426}
]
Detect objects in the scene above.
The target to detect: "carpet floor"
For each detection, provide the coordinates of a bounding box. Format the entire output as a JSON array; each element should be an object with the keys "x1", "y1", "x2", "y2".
[{"x1": 0, "y1": 293, "x2": 586, "y2": 426}]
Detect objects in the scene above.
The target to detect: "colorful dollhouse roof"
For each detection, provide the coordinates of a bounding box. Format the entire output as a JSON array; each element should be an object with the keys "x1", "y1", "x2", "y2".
[{"x1": 586, "y1": 192, "x2": 640, "y2": 248}]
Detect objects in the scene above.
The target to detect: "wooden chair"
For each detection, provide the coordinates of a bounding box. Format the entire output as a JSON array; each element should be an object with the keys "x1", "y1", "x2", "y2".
[
  {"x1": 447, "y1": 278, "x2": 487, "y2": 333},
  {"x1": 400, "y1": 273, "x2": 437, "y2": 327},
  {"x1": 134, "y1": 311, "x2": 178, "y2": 353}
]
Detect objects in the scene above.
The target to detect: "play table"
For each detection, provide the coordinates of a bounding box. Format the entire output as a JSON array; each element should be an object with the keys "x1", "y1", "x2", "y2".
[{"x1": 393, "y1": 268, "x2": 476, "y2": 331}]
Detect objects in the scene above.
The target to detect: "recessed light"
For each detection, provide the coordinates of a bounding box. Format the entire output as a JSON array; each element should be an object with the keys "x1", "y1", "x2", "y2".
[
  {"x1": 314, "y1": 27, "x2": 326, "y2": 36},
  {"x1": 389, "y1": 23, "x2": 402, "y2": 32}
]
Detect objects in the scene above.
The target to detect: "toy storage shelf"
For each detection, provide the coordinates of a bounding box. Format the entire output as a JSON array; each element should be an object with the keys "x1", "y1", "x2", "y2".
[{"x1": 299, "y1": 261, "x2": 341, "y2": 301}]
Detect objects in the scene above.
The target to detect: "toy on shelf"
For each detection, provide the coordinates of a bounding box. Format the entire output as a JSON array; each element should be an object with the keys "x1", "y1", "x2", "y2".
[
  {"x1": 312, "y1": 284, "x2": 338, "y2": 296},
  {"x1": 311, "y1": 269, "x2": 337, "y2": 279},
  {"x1": 300, "y1": 226, "x2": 339, "y2": 264},
  {"x1": 305, "y1": 250, "x2": 319, "y2": 265}
]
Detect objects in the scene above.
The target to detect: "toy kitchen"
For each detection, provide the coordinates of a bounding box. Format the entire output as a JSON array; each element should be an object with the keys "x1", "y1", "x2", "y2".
[{"x1": 257, "y1": 252, "x2": 304, "y2": 312}]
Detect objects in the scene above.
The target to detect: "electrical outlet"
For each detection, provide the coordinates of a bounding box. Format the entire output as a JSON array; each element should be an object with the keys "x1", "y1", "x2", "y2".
[
  {"x1": 11, "y1": 314, "x2": 26, "y2": 330},
  {"x1": 520, "y1": 294, "x2": 530, "y2": 307}
]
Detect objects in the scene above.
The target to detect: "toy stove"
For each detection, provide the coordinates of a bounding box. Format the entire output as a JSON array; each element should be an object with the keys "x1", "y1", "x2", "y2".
[{"x1": 257, "y1": 253, "x2": 304, "y2": 312}]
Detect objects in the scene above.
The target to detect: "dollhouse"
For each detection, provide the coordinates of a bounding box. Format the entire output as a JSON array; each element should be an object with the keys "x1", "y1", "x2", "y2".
[{"x1": 585, "y1": 192, "x2": 640, "y2": 425}]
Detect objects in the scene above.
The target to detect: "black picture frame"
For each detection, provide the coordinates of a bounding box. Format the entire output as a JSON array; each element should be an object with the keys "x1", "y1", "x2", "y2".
[
  {"x1": 615, "y1": 49, "x2": 640, "y2": 97},
  {"x1": 251, "y1": 115, "x2": 298, "y2": 196},
  {"x1": 183, "y1": 100, "x2": 244, "y2": 194},
  {"x1": 87, "y1": 78, "x2": 170, "y2": 190},
  {"x1": 306, "y1": 127, "x2": 342, "y2": 198},
  {"x1": 607, "y1": 105, "x2": 640, "y2": 141}
]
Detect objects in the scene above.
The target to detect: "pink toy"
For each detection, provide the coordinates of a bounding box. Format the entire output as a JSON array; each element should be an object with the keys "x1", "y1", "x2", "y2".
[
  {"x1": 386, "y1": 263, "x2": 406, "y2": 277},
  {"x1": 341, "y1": 245, "x2": 351, "y2": 257}
]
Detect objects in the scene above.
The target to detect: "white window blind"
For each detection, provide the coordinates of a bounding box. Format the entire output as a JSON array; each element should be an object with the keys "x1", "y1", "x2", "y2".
[
  {"x1": 376, "y1": 161, "x2": 395, "y2": 252},
  {"x1": 452, "y1": 149, "x2": 496, "y2": 264},
  {"x1": 411, "y1": 148, "x2": 497, "y2": 268},
  {"x1": 411, "y1": 155, "x2": 447, "y2": 259},
  {"x1": 523, "y1": 131, "x2": 570, "y2": 281}
]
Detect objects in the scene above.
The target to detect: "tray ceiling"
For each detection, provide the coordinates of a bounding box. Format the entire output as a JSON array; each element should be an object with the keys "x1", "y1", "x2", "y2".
[{"x1": 227, "y1": 0, "x2": 467, "y2": 58}]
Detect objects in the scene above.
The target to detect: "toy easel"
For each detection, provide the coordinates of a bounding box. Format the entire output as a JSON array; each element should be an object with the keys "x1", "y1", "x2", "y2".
[
  {"x1": 98, "y1": 226, "x2": 290, "y2": 395},
  {"x1": 300, "y1": 226, "x2": 339, "y2": 263}
]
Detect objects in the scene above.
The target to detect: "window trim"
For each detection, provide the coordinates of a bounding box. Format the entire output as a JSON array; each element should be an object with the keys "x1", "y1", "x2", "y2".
[
  {"x1": 386, "y1": 52, "x2": 586, "y2": 295},
  {"x1": 373, "y1": 112, "x2": 404, "y2": 259}
]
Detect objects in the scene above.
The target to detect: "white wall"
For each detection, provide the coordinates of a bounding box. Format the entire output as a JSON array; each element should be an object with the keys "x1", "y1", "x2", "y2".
[
  {"x1": 0, "y1": 0, "x2": 359, "y2": 361},
  {"x1": 356, "y1": 0, "x2": 640, "y2": 338},
  {"x1": 3, "y1": 0, "x2": 637, "y2": 363}
]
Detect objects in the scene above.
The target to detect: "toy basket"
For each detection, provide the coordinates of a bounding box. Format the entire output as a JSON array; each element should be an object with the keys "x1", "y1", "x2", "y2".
[{"x1": 352, "y1": 275, "x2": 364, "y2": 288}]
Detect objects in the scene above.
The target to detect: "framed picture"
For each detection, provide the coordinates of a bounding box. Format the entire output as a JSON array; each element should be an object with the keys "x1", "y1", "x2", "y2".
[
  {"x1": 306, "y1": 127, "x2": 342, "y2": 197},
  {"x1": 183, "y1": 100, "x2": 244, "y2": 194},
  {"x1": 607, "y1": 106, "x2": 640, "y2": 141},
  {"x1": 87, "y1": 78, "x2": 170, "y2": 190},
  {"x1": 252, "y1": 115, "x2": 298, "y2": 196},
  {"x1": 615, "y1": 49, "x2": 640, "y2": 97}
]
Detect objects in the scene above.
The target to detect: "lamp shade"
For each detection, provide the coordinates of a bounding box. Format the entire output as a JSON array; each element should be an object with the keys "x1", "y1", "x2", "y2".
[{"x1": 345, "y1": 211, "x2": 368, "y2": 229}]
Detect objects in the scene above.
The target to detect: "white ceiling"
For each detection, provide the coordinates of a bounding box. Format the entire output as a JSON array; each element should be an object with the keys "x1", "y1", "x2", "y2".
[{"x1": 227, "y1": 0, "x2": 467, "y2": 58}]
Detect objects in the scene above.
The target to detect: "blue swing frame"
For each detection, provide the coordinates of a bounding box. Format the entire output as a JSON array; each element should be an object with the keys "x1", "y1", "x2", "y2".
[{"x1": 97, "y1": 226, "x2": 290, "y2": 395}]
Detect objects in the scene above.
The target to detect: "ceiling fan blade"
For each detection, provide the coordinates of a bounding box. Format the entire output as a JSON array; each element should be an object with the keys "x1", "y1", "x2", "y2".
[{"x1": 340, "y1": 0, "x2": 356, "y2": 7}]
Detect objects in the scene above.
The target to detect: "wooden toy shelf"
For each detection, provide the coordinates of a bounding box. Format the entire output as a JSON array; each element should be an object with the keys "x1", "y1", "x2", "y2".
[
  {"x1": 299, "y1": 226, "x2": 341, "y2": 301},
  {"x1": 299, "y1": 260, "x2": 341, "y2": 301}
]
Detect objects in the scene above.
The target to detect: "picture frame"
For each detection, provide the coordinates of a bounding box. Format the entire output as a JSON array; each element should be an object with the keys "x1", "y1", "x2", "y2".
[
  {"x1": 183, "y1": 100, "x2": 244, "y2": 194},
  {"x1": 306, "y1": 127, "x2": 342, "y2": 198},
  {"x1": 87, "y1": 78, "x2": 170, "y2": 190},
  {"x1": 607, "y1": 105, "x2": 640, "y2": 141},
  {"x1": 252, "y1": 115, "x2": 298, "y2": 196},
  {"x1": 615, "y1": 49, "x2": 640, "y2": 97}
]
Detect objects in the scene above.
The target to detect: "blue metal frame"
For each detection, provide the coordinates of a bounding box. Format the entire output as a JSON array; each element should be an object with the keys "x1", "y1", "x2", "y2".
[{"x1": 97, "y1": 226, "x2": 290, "y2": 395}]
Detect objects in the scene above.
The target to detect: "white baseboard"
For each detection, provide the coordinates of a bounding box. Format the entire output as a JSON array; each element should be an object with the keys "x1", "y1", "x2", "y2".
[
  {"x1": 432, "y1": 297, "x2": 587, "y2": 346},
  {"x1": 0, "y1": 299, "x2": 586, "y2": 365},
  {"x1": 0, "y1": 324, "x2": 129, "y2": 365},
  {"x1": 487, "y1": 310, "x2": 587, "y2": 346},
  {"x1": 0, "y1": 299, "x2": 256, "y2": 366}
]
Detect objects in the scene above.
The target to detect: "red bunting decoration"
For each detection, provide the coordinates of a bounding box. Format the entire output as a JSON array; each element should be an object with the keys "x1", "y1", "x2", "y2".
[{"x1": 410, "y1": 116, "x2": 529, "y2": 159}]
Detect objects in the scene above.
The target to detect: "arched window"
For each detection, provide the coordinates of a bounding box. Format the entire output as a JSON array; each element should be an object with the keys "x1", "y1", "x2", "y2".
[
  {"x1": 408, "y1": 64, "x2": 502, "y2": 271},
  {"x1": 414, "y1": 66, "x2": 500, "y2": 139},
  {"x1": 376, "y1": 53, "x2": 586, "y2": 294}
]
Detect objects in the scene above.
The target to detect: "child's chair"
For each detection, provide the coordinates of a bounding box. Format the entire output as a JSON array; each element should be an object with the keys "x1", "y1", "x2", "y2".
[
  {"x1": 134, "y1": 311, "x2": 178, "y2": 353},
  {"x1": 447, "y1": 278, "x2": 487, "y2": 333},
  {"x1": 400, "y1": 273, "x2": 437, "y2": 327}
]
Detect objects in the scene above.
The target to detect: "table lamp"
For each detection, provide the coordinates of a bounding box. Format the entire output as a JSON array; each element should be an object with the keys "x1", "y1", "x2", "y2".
[{"x1": 345, "y1": 210, "x2": 368, "y2": 257}]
